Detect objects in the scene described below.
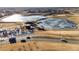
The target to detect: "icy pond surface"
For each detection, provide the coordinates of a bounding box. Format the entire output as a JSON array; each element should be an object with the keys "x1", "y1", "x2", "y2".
[{"x1": 36, "y1": 18, "x2": 77, "y2": 30}]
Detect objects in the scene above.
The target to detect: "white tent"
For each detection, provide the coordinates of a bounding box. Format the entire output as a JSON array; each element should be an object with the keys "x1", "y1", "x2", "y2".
[{"x1": 0, "y1": 14, "x2": 47, "y2": 22}]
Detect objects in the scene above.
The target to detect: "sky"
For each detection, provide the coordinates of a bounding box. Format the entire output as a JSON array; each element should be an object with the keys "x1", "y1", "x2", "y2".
[{"x1": 0, "y1": 0, "x2": 78, "y2": 7}]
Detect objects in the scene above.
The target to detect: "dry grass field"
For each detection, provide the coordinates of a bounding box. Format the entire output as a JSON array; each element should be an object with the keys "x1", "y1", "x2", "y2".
[
  {"x1": 34, "y1": 30, "x2": 79, "y2": 40},
  {"x1": 0, "y1": 41, "x2": 79, "y2": 51},
  {"x1": 0, "y1": 14, "x2": 79, "y2": 51},
  {"x1": 0, "y1": 22, "x2": 24, "y2": 29},
  {"x1": 68, "y1": 14, "x2": 79, "y2": 24}
]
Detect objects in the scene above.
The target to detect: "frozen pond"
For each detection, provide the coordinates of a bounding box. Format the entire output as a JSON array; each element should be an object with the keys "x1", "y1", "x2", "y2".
[{"x1": 36, "y1": 18, "x2": 77, "y2": 30}]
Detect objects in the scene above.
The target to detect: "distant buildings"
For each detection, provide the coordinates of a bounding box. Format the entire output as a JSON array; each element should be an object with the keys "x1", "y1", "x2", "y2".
[{"x1": 0, "y1": 7, "x2": 78, "y2": 18}]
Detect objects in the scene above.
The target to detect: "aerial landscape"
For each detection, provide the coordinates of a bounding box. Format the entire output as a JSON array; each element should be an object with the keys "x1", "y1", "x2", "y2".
[{"x1": 0, "y1": 7, "x2": 79, "y2": 51}]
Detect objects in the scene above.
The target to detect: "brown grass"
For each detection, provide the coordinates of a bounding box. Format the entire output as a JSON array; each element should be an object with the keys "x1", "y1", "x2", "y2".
[
  {"x1": 0, "y1": 41, "x2": 79, "y2": 51},
  {"x1": 33, "y1": 30, "x2": 79, "y2": 40},
  {"x1": 0, "y1": 14, "x2": 79, "y2": 51}
]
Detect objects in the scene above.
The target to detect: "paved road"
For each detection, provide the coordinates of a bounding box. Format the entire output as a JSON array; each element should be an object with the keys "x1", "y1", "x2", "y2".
[
  {"x1": 0, "y1": 34, "x2": 79, "y2": 45},
  {"x1": 31, "y1": 37, "x2": 79, "y2": 44}
]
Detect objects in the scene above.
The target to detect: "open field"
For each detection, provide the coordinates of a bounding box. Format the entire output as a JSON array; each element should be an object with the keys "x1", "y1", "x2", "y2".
[
  {"x1": 34, "y1": 30, "x2": 79, "y2": 40},
  {"x1": 0, "y1": 41, "x2": 79, "y2": 51},
  {"x1": 0, "y1": 14, "x2": 79, "y2": 51},
  {"x1": 0, "y1": 30, "x2": 79, "y2": 50},
  {"x1": 0, "y1": 7, "x2": 79, "y2": 50}
]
